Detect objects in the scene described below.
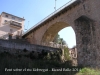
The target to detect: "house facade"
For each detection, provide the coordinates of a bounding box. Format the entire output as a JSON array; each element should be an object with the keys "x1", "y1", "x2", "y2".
[
  {"x1": 0, "y1": 12, "x2": 25, "y2": 39},
  {"x1": 69, "y1": 47, "x2": 77, "y2": 66}
]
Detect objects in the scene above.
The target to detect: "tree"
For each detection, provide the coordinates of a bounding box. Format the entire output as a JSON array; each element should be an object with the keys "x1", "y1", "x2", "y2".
[
  {"x1": 53, "y1": 34, "x2": 60, "y2": 43},
  {"x1": 63, "y1": 47, "x2": 70, "y2": 61},
  {"x1": 53, "y1": 34, "x2": 70, "y2": 61},
  {"x1": 53, "y1": 34, "x2": 67, "y2": 45}
]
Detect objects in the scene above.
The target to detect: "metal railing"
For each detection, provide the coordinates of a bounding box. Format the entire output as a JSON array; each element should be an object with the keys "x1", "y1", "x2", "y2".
[{"x1": 23, "y1": 0, "x2": 76, "y2": 36}]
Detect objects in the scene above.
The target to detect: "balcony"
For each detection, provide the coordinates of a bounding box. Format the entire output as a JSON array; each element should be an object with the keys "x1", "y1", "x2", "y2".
[{"x1": 10, "y1": 21, "x2": 22, "y2": 28}]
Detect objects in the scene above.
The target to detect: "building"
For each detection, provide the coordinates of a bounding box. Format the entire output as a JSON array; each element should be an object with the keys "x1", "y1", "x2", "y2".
[
  {"x1": 69, "y1": 47, "x2": 77, "y2": 66},
  {"x1": 0, "y1": 12, "x2": 25, "y2": 39}
]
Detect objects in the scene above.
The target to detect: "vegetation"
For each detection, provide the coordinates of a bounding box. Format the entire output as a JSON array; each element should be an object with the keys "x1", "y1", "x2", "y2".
[
  {"x1": 53, "y1": 34, "x2": 70, "y2": 61},
  {"x1": 63, "y1": 47, "x2": 70, "y2": 61},
  {"x1": 76, "y1": 67, "x2": 100, "y2": 75},
  {"x1": 53, "y1": 34, "x2": 67, "y2": 45},
  {"x1": 0, "y1": 49, "x2": 100, "y2": 75},
  {"x1": 0, "y1": 52, "x2": 79, "y2": 75}
]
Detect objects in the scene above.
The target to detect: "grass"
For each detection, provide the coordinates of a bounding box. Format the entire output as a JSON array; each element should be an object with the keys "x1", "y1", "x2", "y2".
[{"x1": 76, "y1": 67, "x2": 100, "y2": 75}]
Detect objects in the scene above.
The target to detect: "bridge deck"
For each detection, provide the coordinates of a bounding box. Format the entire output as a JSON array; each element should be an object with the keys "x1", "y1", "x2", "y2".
[{"x1": 22, "y1": 0, "x2": 81, "y2": 37}]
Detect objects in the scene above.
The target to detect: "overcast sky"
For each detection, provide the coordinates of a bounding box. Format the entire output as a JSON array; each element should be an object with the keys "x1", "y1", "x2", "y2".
[{"x1": 0, "y1": 0, "x2": 76, "y2": 48}]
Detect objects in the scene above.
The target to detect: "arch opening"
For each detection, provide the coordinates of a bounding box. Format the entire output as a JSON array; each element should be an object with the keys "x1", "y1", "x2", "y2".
[
  {"x1": 41, "y1": 22, "x2": 76, "y2": 48},
  {"x1": 58, "y1": 27, "x2": 76, "y2": 48}
]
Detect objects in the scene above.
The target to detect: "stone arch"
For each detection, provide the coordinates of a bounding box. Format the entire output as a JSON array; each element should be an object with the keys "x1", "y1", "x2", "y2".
[{"x1": 41, "y1": 22, "x2": 75, "y2": 46}]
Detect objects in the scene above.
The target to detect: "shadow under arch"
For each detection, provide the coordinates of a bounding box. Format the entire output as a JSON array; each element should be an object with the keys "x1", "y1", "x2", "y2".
[{"x1": 41, "y1": 22, "x2": 76, "y2": 46}]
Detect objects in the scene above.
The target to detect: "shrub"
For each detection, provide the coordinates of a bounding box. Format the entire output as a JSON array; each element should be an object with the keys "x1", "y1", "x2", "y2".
[
  {"x1": 29, "y1": 52, "x2": 35, "y2": 59},
  {"x1": 23, "y1": 48, "x2": 28, "y2": 52}
]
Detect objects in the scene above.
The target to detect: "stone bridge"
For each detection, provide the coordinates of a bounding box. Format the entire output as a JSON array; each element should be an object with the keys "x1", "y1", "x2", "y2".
[{"x1": 22, "y1": 0, "x2": 100, "y2": 68}]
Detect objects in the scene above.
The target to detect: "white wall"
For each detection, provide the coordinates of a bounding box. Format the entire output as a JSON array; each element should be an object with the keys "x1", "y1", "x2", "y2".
[{"x1": 0, "y1": 12, "x2": 25, "y2": 39}]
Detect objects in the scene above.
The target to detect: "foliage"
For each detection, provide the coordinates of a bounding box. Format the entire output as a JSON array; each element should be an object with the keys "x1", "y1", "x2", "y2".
[
  {"x1": 63, "y1": 47, "x2": 70, "y2": 61},
  {"x1": 23, "y1": 48, "x2": 28, "y2": 52},
  {"x1": 53, "y1": 34, "x2": 60, "y2": 43},
  {"x1": 0, "y1": 52, "x2": 100, "y2": 75},
  {"x1": 47, "y1": 51, "x2": 61, "y2": 61},
  {"x1": 53, "y1": 34, "x2": 67, "y2": 45},
  {"x1": 76, "y1": 67, "x2": 100, "y2": 75},
  {"x1": 0, "y1": 52, "x2": 79, "y2": 75}
]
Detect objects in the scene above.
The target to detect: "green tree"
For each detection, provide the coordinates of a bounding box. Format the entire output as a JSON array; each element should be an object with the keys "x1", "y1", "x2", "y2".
[
  {"x1": 63, "y1": 47, "x2": 70, "y2": 60},
  {"x1": 53, "y1": 34, "x2": 67, "y2": 45},
  {"x1": 53, "y1": 34, "x2": 60, "y2": 43},
  {"x1": 53, "y1": 34, "x2": 70, "y2": 61}
]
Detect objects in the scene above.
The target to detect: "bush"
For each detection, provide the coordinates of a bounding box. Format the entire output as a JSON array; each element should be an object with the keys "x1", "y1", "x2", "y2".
[{"x1": 23, "y1": 48, "x2": 28, "y2": 52}]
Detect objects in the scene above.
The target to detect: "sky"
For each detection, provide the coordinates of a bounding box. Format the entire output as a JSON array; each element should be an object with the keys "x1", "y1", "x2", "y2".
[{"x1": 0, "y1": 0, "x2": 76, "y2": 48}]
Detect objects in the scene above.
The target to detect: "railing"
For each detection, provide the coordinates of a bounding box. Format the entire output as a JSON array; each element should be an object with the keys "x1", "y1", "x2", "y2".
[
  {"x1": 42, "y1": 42, "x2": 68, "y2": 49},
  {"x1": 10, "y1": 21, "x2": 22, "y2": 28},
  {"x1": 23, "y1": 0, "x2": 76, "y2": 36}
]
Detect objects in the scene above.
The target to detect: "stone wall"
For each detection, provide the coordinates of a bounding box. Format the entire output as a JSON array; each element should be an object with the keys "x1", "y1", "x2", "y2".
[
  {"x1": 0, "y1": 39, "x2": 61, "y2": 53},
  {"x1": 75, "y1": 16, "x2": 97, "y2": 67}
]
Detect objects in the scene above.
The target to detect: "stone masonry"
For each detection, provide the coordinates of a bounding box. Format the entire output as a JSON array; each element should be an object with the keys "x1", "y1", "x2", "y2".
[
  {"x1": 22, "y1": 0, "x2": 100, "y2": 68},
  {"x1": 0, "y1": 39, "x2": 61, "y2": 53}
]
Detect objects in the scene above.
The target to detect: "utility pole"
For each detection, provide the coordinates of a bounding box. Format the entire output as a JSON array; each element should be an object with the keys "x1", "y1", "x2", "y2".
[
  {"x1": 27, "y1": 21, "x2": 29, "y2": 30},
  {"x1": 25, "y1": 21, "x2": 29, "y2": 31},
  {"x1": 54, "y1": 0, "x2": 57, "y2": 11}
]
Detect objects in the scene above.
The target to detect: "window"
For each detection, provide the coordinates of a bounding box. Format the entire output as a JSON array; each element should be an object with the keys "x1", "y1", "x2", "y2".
[
  {"x1": 17, "y1": 31, "x2": 20, "y2": 36},
  {"x1": 12, "y1": 17, "x2": 15, "y2": 20},
  {"x1": 18, "y1": 19, "x2": 22, "y2": 22},
  {"x1": 10, "y1": 29, "x2": 13, "y2": 33},
  {"x1": 9, "y1": 34, "x2": 12, "y2": 39},
  {"x1": 83, "y1": 5, "x2": 85, "y2": 10},
  {"x1": 5, "y1": 15, "x2": 8, "y2": 17},
  {"x1": 4, "y1": 20, "x2": 7, "y2": 22}
]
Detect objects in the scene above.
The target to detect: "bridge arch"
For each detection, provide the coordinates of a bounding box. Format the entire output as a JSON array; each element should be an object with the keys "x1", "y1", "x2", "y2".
[
  {"x1": 41, "y1": 21, "x2": 75, "y2": 46},
  {"x1": 41, "y1": 15, "x2": 97, "y2": 67}
]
